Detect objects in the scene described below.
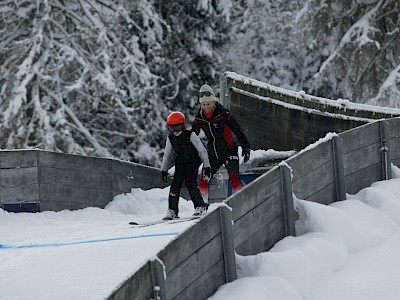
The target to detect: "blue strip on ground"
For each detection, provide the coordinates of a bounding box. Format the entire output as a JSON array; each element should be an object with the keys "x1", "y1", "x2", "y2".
[{"x1": 0, "y1": 232, "x2": 179, "y2": 250}]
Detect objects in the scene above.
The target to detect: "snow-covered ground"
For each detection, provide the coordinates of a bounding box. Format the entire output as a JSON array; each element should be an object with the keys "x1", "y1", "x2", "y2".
[
  {"x1": 0, "y1": 186, "x2": 204, "y2": 299},
  {"x1": 210, "y1": 165, "x2": 400, "y2": 300},
  {"x1": 1, "y1": 151, "x2": 400, "y2": 299}
]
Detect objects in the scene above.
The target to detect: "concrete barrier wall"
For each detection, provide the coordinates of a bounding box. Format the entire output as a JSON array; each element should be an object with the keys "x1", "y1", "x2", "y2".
[
  {"x1": 223, "y1": 72, "x2": 400, "y2": 152},
  {"x1": 0, "y1": 150, "x2": 39, "y2": 205},
  {"x1": 0, "y1": 150, "x2": 264, "y2": 212},
  {"x1": 0, "y1": 150, "x2": 166, "y2": 211},
  {"x1": 106, "y1": 117, "x2": 400, "y2": 300},
  {"x1": 389, "y1": 118, "x2": 400, "y2": 167}
]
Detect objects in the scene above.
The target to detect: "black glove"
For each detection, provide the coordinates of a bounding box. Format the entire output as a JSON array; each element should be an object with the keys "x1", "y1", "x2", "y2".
[
  {"x1": 242, "y1": 148, "x2": 250, "y2": 163},
  {"x1": 203, "y1": 167, "x2": 211, "y2": 183},
  {"x1": 161, "y1": 171, "x2": 168, "y2": 183}
]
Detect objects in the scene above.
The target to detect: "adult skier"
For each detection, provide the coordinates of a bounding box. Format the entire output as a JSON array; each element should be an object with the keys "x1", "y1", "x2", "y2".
[{"x1": 192, "y1": 84, "x2": 251, "y2": 204}]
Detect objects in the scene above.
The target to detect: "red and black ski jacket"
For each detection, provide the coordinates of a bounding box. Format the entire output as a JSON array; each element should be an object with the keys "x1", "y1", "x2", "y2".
[{"x1": 192, "y1": 103, "x2": 250, "y2": 160}]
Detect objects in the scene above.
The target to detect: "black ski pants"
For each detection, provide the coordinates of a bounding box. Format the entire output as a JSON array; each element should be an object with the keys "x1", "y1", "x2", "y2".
[{"x1": 168, "y1": 160, "x2": 204, "y2": 213}]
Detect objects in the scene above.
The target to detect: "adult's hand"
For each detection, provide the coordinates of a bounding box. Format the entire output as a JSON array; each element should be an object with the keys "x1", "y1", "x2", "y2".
[{"x1": 242, "y1": 148, "x2": 250, "y2": 163}]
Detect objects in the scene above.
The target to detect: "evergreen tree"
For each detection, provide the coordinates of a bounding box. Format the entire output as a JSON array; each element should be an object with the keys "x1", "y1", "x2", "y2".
[
  {"x1": 297, "y1": 0, "x2": 400, "y2": 106},
  {"x1": 0, "y1": 0, "x2": 168, "y2": 165},
  {"x1": 153, "y1": 0, "x2": 232, "y2": 113},
  {"x1": 223, "y1": 0, "x2": 303, "y2": 90}
]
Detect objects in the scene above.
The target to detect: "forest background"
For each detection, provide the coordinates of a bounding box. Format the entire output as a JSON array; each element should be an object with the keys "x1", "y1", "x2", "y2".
[{"x1": 1, "y1": 0, "x2": 399, "y2": 166}]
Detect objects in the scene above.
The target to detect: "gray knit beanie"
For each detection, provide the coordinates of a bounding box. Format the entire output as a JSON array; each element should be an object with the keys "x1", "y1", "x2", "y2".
[{"x1": 199, "y1": 84, "x2": 219, "y2": 103}]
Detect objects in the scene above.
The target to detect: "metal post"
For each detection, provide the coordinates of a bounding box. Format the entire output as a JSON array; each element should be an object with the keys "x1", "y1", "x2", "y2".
[
  {"x1": 279, "y1": 164, "x2": 296, "y2": 236},
  {"x1": 332, "y1": 136, "x2": 346, "y2": 201},
  {"x1": 219, "y1": 206, "x2": 237, "y2": 282},
  {"x1": 151, "y1": 259, "x2": 166, "y2": 300},
  {"x1": 379, "y1": 121, "x2": 391, "y2": 180}
]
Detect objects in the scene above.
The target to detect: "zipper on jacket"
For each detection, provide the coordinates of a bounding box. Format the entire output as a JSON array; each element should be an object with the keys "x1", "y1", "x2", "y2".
[
  {"x1": 207, "y1": 121, "x2": 219, "y2": 160},
  {"x1": 199, "y1": 111, "x2": 220, "y2": 160}
]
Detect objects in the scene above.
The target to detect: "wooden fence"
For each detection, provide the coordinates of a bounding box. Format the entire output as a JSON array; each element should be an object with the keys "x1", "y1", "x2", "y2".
[{"x1": 107, "y1": 117, "x2": 400, "y2": 299}]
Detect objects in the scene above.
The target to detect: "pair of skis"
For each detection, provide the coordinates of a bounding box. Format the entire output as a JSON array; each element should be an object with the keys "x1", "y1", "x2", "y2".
[{"x1": 129, "y1": 215, "x2": 202, "y2": 227}]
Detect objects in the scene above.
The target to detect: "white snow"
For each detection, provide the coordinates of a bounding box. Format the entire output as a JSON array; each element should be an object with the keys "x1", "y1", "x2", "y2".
[
  {"x1": 0, "y1": 187, "x2": 200, "y2": 300},
  {"x1": 1, "y1": 155, "x2": 400, "y2": 299}
]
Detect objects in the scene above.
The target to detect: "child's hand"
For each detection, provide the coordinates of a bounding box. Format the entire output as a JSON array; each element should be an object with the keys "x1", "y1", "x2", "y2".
[
  {"x1": 203, "y1": 167, "x2": 211, "y2": 183},
  {"x1": 161, "y1": 171, "x2": 168, "y2": 183}
]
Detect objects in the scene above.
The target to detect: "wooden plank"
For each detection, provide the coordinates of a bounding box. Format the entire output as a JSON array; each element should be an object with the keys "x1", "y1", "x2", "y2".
[
  {"x1": 343, "y1": 142, "x2": 381, "y2": 176},
  {"x1": 172, "y1": 260, "x2": 225, "y2": 300},
  {"x1": 292, "y1": 160, "x2": 335, "y2": 201},
  {"x1": 106, "y1": 261, "x2": 153, "y2": 300},
  {"x1": 165, "y1": 235, "x2": 224, "y2": 300},
  {"x1": 341, "y1": 121, "x2": 380, "y2": 153},
  {"x1": 235, "y1": 215, "x2": 286, "y2": 255},
  {"x1": 388, "y1": 118, "x2": 400, "y2": 139},
  {"x1": 287, "y1": 141, "x2": 333, "y2": 180},
  {"x1": 232, "y1": 192, "x2": 283, "y2": 253},
  {"x1": 389, "y1": 119, "x2": 400, "y2": 164},
  {"x1": 304, "y1": 182, "x2": 337, "y2": 205},
  {"x1": 345, "y1": 164, "x2": 382, "y2": 195},
  {"x1": 390, "y1": 138, "x2": 400, "y2": 160},
  {"x1": 158, "y1": 210, "x2": 221, "y2": 273},
  {"x1": 227, "y1": 167, "x2": 281, "y2": 221}
]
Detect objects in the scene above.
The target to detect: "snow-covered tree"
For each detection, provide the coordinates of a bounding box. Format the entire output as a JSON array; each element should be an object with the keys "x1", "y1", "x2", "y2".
[
  {"x1": 153, "y1": 0, "x2": 232, "y2": 112},
  {"x1": 225, "y1": 0, "x2": 400, "y2": 107},
  {"x1": 297, "y1": 0, "x2": 400, "y2": 106},
  {"x1": 0, "y1": 0, "x2": 231, "y2": 166},
  {"x1": 0, "y1": 0, "x2": 168, "y2": 165},
  {"x1": 222, "y1": 0, "x2": 303, "y2": 90}
]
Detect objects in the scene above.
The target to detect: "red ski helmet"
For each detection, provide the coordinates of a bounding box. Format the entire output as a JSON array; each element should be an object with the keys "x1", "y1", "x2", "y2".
[
  {"x1": 166, "y1": 112, "x2": 185, "y2": 133},
  {"x1": 166, "y1": 111, "x2": 185, "y2": 125}
]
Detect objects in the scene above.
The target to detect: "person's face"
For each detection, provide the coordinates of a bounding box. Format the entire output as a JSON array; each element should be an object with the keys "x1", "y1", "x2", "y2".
[
  {"x1": 201, "y1": 101, "x2": 216, "y2": 114},
  {"x1": 168, "y1": 123, "x2": 184, "y2": 136}
]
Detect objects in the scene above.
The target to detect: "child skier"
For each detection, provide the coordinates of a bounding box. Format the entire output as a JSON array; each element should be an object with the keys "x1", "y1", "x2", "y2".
[{"x1": 160, "y1": 111, "x2": 211, "y2": 220}]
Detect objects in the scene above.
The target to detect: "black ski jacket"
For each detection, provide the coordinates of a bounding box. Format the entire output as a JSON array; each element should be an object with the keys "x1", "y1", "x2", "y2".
[
  {"x1": 192, "y1": 103, "x2": 250, "y2": 160},
  {"x1": 160, "y1": 130, "x2": 210, "y2": 172},
  {"x1": 169, "y1": 131, "x2": 201, "y2": 164}
]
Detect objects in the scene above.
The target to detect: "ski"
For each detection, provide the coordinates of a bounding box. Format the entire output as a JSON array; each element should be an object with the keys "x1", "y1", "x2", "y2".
[{"x1": 129, "y1": 215, "x2": 202, "y2": 227}]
